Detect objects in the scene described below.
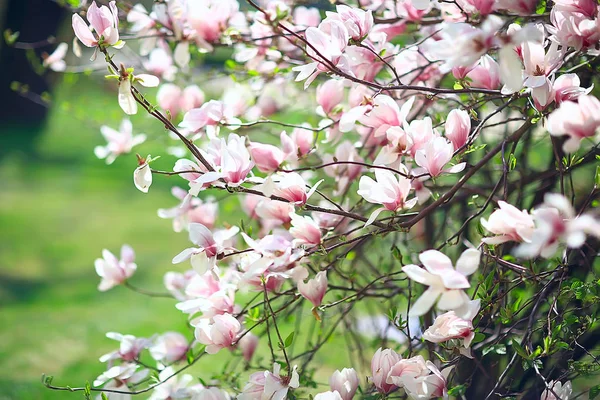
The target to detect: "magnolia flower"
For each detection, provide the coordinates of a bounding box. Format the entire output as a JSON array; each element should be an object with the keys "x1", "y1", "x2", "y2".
[
  {"x1": 371, "y1": 348, "x2": 402, "y2": 394},
  {"x1": 93, "y1": 363, "x2": 148, "y2": 394},
  {"x1": 158, "y1": 187, "x2": 218, "y2": 232},
  {"x1": 445, "y1": 109, "x2": 471, "y2": 151},
  {"x1": 238, "y1": 363, "x2": 300, "y2": 400},
  {"x1": 467, "y1": 55, "x2": 501, "y2": 90},
  {"x1": 326, "y1": 5, "x2": 374, "y2": 41},
  {"x1": 515, "y1": 193, "x2": 600, "y2": 258},
  {"x1": 414, "y1": 136, "x2": 466, "y2": 177},
  {"x1": 94, "y1": 245, "x2": 137, "y2": 291},
  {"x1": 94, "y1": 119, "x2": 146, "y2": 164},
  {"x1": 180, "y1": 100, "x2": 242, "y2": 136},
  {"x1": 42, "y1": 42, "x2": 68, "y2": 72},
  {"x1": 238, "y1": 332, "x2": 259, "y2": 362},
  {"x1": 541, "y1": 380, "x2": 572, "y2": 400},
  {"x1": 172, "y1": 223, "x2": 239, "y2": 274},
  {"x1": 148, "y1": 367, "x2": 197, "y2": 400},
  {"x1": 481, "y1": 201, "x2": 535, "y2": 244},
  {"x1": 386, "y1": 355, "x2": 430, "y2": 388},
  {"x1": 422, "y1": 311, "x2": 475, "y2": 348},
  {"x1": 194, "y1": 313, "x2": 241, "y2": 354},
  {"x1": 298, "y1": 271, "x2": 328, "y2": 307},
  {"x1": 359, "y1": 95, "x2": 414, "y2": 137},
  {"x1": 289, "y1": 213, "x2": 322, "y2": 247},
  {"x1": 271, "y1": 172, "x2": 323, "y2": 206},
  {"x1": 99, "y1": 332, "x2": 150, "y2": 363},
  {"x1": 329, "y1": 368, "x2": 359, "y2": 400},
  {"x1": 220, "y1": 134, "x2": 254, "y2": 186},
  {"x1": 157, "y1": 84, "x2": 205, "y2": 116},
  {"x1": 358, "y1": 167, "x2": 417, "y2": 226},
  {"x1": 553, "y1": 73, "x2": 592, "y2": 105},
  {"x1": 113, "y1": 67, "x2": 159, "y2": 115},
  {"x1": 314, "y1": 391, "x2": 343, "y2": 400},
  {"x1": 402, "y1": 361, "x2": 451, "y2": 400},
  {"x1": 248, "y1": 142, "x2": 285, "y2": 173},
  {"x1": 149, "y1": 332, "x2": 189, "y2": 364},
  {"x1": 547, "y1": 94, "x2": 600, "y2": 152},
  {"x1": 133, "y1": 155, "x2": 153, "y2": 193},
  {"x1": 402, "y1": 249, "x2": 480, "y2": 316},
  {"x1": 72, "y1": 1, "x2": 123, "y2": 49},
  {"x1": 316, "y1": 79, "x2": 345, "y2": 116}
]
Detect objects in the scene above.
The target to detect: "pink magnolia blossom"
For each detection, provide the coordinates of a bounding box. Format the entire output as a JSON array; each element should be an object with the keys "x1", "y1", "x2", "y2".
[
  {"x1": 414, "y1": 136, "x2": 466, "y2": 177},
  {"x1": 177, "y1": 271, "x2": 236, "y2": 318},
  {"x1": 553, "y1": 73, "x2": 592, "y2": 105},
  {"x1": 298, "y1": 271, "x2": 328, "y2": 307},
  {"x1": 180, "y1": 100, "x2": 242, "y2": 136},
  {"x1": 371, "y1": 348, "x2": 402, "y2": 394},
  {"x1": 466, "y1": 55, "x2": 501, "y2": 90},
  {"x1": 294, "y1": 6, "x2": 322, "y2": 28},
  {"x1": 149, "y1": 332, "x2": 189, "y2": 364},
  {"x1": 422, "y1": 311, "x2": 475, "y2": 348},
  {"x1": 541, "y1": 380, "x2": 572, "y2": 400},
  {"x1": 329, "y1": 368, "x2": 359, "y2": 400},
  {"x1": 271, "y1": 172, "x2": 323, "y2": 206},
  {"x1": 326, "y1": 5, "x2": 374, "y2": 41},
  {"x1": 547, "y1": 94, "x2": 600, "y2": 152},
  {"x1": 220, "y1": 134, "x2": 254, "y2": 186},
  {"x1": 386, "y1": 355, "x2": 430, "y2": 388},
  {"x1": 445, "y1": 109, "x2": 471, "y2": 151},
  {"x1": 194, "y1": 313, "x2": 241, "y2": 354},
  {"x1": 164, "y1": 270, "x2": 196, "y2": 301},
  {"x1": 359, "y1": 95, "x2": 414, "y2": 137},
  {"x1": 172, "y1": 223, "x2": 239, "y2": 274},
  {"x1": 238, "y1": 332, "x2": 259, "y2": 362},
  {"x1": 255, "y1": 199, "x2": 295, "y2": 227},
  {"x1": 238, "y1": 364, "x2": 300, "y2": 400},
  {"x1": 94, "y1": 119, "x2": 146, "y2": 164},
  {"x1": 42, "y1": 43, "x2": 68, "y2": 72},
  {"x1": 358, "y1": 167, "x2": 417, "y2": 226},
  {"x1": 144, "y1": 48, "x2": 177, "y2": 81},
  {"x1": 188, "y1": 0, "x2": 240, "y2": 49},
  {"x1": 314, "y1": 392, "x2": 343, "y2": 400},
  {"x1": 481, "y1": 201, "x2": 535, "y2": 244},
  {"x1": 94, "y1": 363, "x2": 149, "y2": 394},
  {"x1": 94, "y1": 245, "x2": 137, "y2": 291},
  {"x1": 402, "y1": 361, "x2": 451, "y2": 400},
  {"x1": 281, "y1": 128, "x2": 314, "y2": 160},
  {"x1": 289, "y1": 213, "x2": 323, "y2": 247},
  {"x1": 157, "y1": 84, "x2": 205, "y2": 116},
  {"x1": 158, "y1": 187, "x2": 218, "y2": 232},
  {"x1": 515, "y1": 193, "x2": 600, "y2": 258},
  {"x1": 72, "y1": 1, "x2": 123, "y2": 49},
  {"x1": 148, "y1": 367, "x2": 198, "y2": 400},
  {"x1": 317, "y1": 79, "x2": 345, "y2": 116},
  {"x1": 99, "y1": 332, "x2": 150, "y2": 363},
  {"x1": 549, "y1": 9, "x2": 600, "y2": 50},
  {"x1": 402, "y1": 249, "x2": 480, "y2": 316},
  {"x1": 248, "y1": 142, "x2": 285, "y2": 173},
  {"x1": 293, "y1": 19, "x2": 353, "y2": 88}
]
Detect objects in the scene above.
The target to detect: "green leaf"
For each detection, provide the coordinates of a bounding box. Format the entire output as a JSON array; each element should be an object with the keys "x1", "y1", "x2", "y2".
[
  {"x1": 453, "y1": 81, "x2": 463, "y2": 90},
  {"x1": 589, "y1": 384, "x2": 600, "y2": 399},
  {"x1": 536, "y1": 0, "x2": 546, "y2": 14},
  {"x1": 3, "y1": 29, "x2": 20, "y2": 45},
  {"x1": 512, "y1": 339, "x2": 530, "y2": 359},
  {"x1": 594, "y1": 165, "x2": 600, "y2": 188},
  {"x1": 101, "y1": 393, "x2": 109, "y2": 400},
  {"x1": 284, "y1": 331, "x2": 295, "y2": 347}
]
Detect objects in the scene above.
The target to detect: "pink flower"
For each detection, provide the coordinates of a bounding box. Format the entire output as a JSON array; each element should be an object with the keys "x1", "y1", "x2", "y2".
[
  {"x1": 294, "y1": 6, "x2": 322, "y2": 27},
  {"x1": 248, "y1": 142, "x2": 285, "y2": 173},
  {"x1": 290, "y1": 213, "x2": 323, "y2": 248},
  {"x1": 272, "y1": 172, "x2": 323, "y2": 206},
  {"x1": 281, "y1": 128, "x2": 314, "y2": 160},
  {"x1": 158, "y1": 188, "x2": 218, "y2": 232},
  {"x1": 541, "y1": 380, "x2": 572, "y2": 400},
  {"x1": 157, "y1": 84, "x2": 205, "y2": 116},
  {"x1": 553, "y1": 73, "x2": 592, "y2": 105},
  {"x1": 72, "y1": 1, "x2": 123, "y2": 48},
  {"x1": 221, "y1": 134, "x2": 254, "y2": 186},
  {"x1": 188, "y1": 0, "x2": 240, "y2": 46},
  {"x1": 172, "y1": 223, "x2": 239, "y2": 274},
  {"x1": 238, "y1": 333, "x2": 259, "y2": 362},
  {"x1": 466, "y1": 55, "x2": 500, "y2": 90},
  {"x1": 99, "y1": 332, "x2": 150, "y2": 363},
  {"x1": 481, "y1": 201, "x2": 535, "y2": 244},
  {"x1": 515, "y1": 193, "x2": 600, "y2": 258},
  {"x1": 554, "y1": 0, "x2": 598, "y2": 18},
  {"x1": 317, "y1": 79, "x2": 345, "y2": 116},
  {"x1": 298, "y1": 271, "x2": 328, "y2": 307},
  {"x1": 314, "y1": 392, "x2": 343, "y2": 400},
  {"x1": 94, "y1": 245, "x2": 137, "y2": 291},
  {"x1": 238, "y1": 364, "x2": 300, "y2": 400},
  {"x1": 194, "y1": 313, "x2": 241, "y2": 354},
  {"x1": 180, "y1": 100, "x2": 241, "y2": 135},
  {"x1": 255, "y1": 200, "x2": 295, "y2": 226},
  {"x1": 414, "y1": 136, "x2": 466, "y2": 177},
  {"x1": 94, "y1": 363, "x2": 148, "y2": 393},
  {"x1": 94, "y1": 119, "x2": 146, "y2": 164},
  {"x1": 329, "y1": 368, "x2": 359, "y2": 400},
  {"x1": 547, "y1": 94, "x2": 600, "y2": 152},
  {"x1": 133, "y1": 155, "x2": 153, "y2": 193},
  {"x1": 386, "y1": 355, "x2": 429, "y2": 388},
  {"x1": 402, "y1": 248, "x2": 480, "y2": 316},
  {"x1": 327, "y1": 5, "x2": 374, "y2": 41},
  {"x1": 149, "y1": 367, "x2": 198, "y2": 400},
  {"x1": 370, "y1": 348, "x2": 402, "y2": 394},
  {"x1": 402, "y1": 361, "x2": 451, "y2": 399},
  {"x1": 445, "y1": 109, "x2": 471, "y2": 151},
  {"x1": 43, "y1": 43, "x2": 68, "y2": 72},
  {"x1": 176, "y1": 271, "x2": 235, "y2": 318},
  {"x1": 422, "y1": 311, "x2": 475, "y2": 348},
  {"x1": 359, "y1": 95, "x2": 414, "y2": 137},
  {"x1": 149, "y1": 332, "x2": 189, "y2": 363}
]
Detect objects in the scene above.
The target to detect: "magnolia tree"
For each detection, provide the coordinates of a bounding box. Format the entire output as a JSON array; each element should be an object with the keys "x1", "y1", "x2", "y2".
[{"x1": 14, "y1": 0, "x2": 600, "y2": 398}]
